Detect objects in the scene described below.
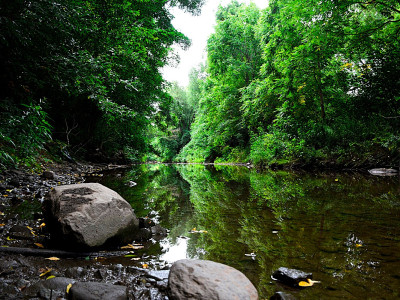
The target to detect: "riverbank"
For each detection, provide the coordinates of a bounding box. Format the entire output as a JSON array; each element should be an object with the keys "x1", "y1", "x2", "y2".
[{"x1": 0, "y1": 162, "x2": 169, "y2": 299}]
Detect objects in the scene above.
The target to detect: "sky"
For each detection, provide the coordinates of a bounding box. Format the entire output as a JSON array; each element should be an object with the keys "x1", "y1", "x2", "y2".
[{"x1": 161, "y1": 0, "x2": 269, "y2": 87}]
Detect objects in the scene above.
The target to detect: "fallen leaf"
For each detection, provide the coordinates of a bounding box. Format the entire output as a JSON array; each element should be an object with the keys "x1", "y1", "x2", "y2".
[
  {"x1": 299, "y1": 278, "x2": 321, "y2": 287},
  {"x1": 26, "y1": 226, "x2": 33, "y2": 231},
  {"x1": 299, "y1": 281, "x2": 312, "y2": 287},
  {"x1": 94, "y1": 257, "x2": 106, "y2": 261},
  {"x1": 39, "y1": 268, "x2": 52, "y2": 277},
  {"x1": 121, "y1": 244, "x2": 144, "y2": 250},
  {"x1": 356, "y1": 244, "x2": 363, "y2": 248},
  {"x1": 6, "y1": 236, "x2": 15, "y2": 241},
  {"x1": 66, "y1": 283, "x2": 72, "y2": 293},
  {"x1": 34, "y1": 243, "x2": 44, "y2": 248},
  {"x1": 142, "y1": 264, "x2": 149, "y2": 269},
  {"x1": 0, "y1": 224, "x2": 5, "y2": 227},
  {"x1": 39, "y1": 223, "x2": 46, "y2": 229},
  {"x1": 45, "y1": 257, "x2": 60, "y2": 261},
  {"x1": 46, "y1": 275, "x2": 56, "y2": 280}
]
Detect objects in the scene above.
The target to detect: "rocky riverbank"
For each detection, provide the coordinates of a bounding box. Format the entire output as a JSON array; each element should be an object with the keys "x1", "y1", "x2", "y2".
[{"x1": 0, "y1": 162, "x2": 170, "y2": 299}]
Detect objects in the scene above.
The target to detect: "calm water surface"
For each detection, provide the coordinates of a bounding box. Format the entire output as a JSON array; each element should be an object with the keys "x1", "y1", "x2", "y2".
[{"x1": 94, "y1": 164, "x2": 400, "y2": 299}]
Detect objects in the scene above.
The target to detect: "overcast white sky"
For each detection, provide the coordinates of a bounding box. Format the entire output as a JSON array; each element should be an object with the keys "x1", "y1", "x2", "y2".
[{"x1": 162, "y1": 0, "x2": 269, "y2": 87}]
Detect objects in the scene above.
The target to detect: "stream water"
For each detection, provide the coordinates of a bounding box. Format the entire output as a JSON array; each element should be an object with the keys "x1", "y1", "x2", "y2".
[{"x1": 87, "y1": 164, "x2": 400, "y2": 299}]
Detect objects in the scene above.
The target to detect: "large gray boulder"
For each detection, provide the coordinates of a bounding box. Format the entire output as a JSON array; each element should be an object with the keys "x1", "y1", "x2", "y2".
[
  {"x1": 43, "y1": 183, "x2": 139, "y2": 249},
  {"x1": 168, "y1": 259, "x2": 258, "y2": 300}
]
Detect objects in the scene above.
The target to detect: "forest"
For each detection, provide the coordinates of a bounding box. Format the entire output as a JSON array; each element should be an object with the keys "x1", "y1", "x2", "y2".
[{"x1": 1, "y1": 0, "x2": 400, "y2": 169}]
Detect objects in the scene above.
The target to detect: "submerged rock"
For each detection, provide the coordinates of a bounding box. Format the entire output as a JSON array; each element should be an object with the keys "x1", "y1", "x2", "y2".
[
  {"x1": 42, "y1": 183, "x2": 140, "y2": 249},
  {"x1": 271, "y1": 267, "x2": 312, "y2": 288},
  {"x1": 168, "y1": 259, "x2": 258, "y2": 300},
  {"x1": 368, "y1": 168, "x2": 398, "y2": 176},
  {"x1": 270, "y1": 291, "x2": 297, "y2": 300}
]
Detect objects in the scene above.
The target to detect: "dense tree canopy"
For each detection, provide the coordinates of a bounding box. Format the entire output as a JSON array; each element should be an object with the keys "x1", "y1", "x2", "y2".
[
  {"x1": 0, "y1": 0, "x2": 203, "y2": 168},
  {"x1": 177, "y1": 0, "x2": 400, "y2": 167}
]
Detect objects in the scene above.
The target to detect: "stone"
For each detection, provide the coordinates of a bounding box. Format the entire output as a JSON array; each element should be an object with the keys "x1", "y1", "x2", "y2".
[
  {"x1": 146, "y1": 269, "x2": 170, "y2": 281},
  {"x1": 68, "y1": 282, "x2": 128, "y2": 300},
  {"x1": 368, "y1": 168, "x2": 398, "y2": 176},
  {"x1": 8, "y1": 225, "x2": 34, "y2": 240},
  {"x1": 271, "y1": 267, "x2": 312, "y2": 288},
  {"x1": 42, "y1": 183, "x2": 139, "y2": 249},
  {"x1": 23, "y1": 277, "x2": 75, "y2": 299},
  {"x1": 136, "y1": 228, "x2": 152, "y2": 240},
  {"x1": 270, "y1": 291, "x2": 297, "y2": 300},
  {"x1": 65, "y1": 267, "x2": 85, "y2": 278},
  {"x1": 168, "y1": 259, "x2": 258, "y2": 300},
  {"x1": 151, "y1": 224, "x2": 167, "y2": 236},
  {"x1": 42, "y1": 171, "x2": 56, "y2": 180}
]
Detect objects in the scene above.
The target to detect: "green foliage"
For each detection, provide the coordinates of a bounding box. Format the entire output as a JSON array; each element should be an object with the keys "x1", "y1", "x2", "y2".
[
  {"x1": 0, "y1": 0, "x2": 204, "y2": 165},
  {"x1": 177, "y1": 0, "x2": 400, "y2": 167},
  {"x1": 149, "y1": 81, "x2": 197, "y2": 161},
  {"x1": 178, "y1": 2, "x2": 262, "y2": 163},
  {"x1": 0, "y1": 100, "x2": 52, "y2": 169}
]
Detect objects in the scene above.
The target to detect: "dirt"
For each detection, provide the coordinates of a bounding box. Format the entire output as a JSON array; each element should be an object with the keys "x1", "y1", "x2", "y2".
[{"x1": 0, "y1": 162, "x2": 169, "y2": 300}]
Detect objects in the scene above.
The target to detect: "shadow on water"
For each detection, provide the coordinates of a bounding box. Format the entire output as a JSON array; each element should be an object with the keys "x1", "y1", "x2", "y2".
[{"x1": 92, "y1": 164, "x2": 400, "y2": 299}]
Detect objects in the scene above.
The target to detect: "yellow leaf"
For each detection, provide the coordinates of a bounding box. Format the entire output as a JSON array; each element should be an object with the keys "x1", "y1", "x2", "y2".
[
  {"x1": 356, "y1": 244, "x2": 363, "y2": 248},
  {"x1": 45, "y1": 257, "x2": 60, "y2": 261},
  {"x1": 121, "y1": 244, "x2": 144, "y2": 250},
  {"x1": 335, "y1": 178, "x2": 339, "y2": 182},
  {"x1": 66, "y1": 283, "x2": 72, "y2": 294},
  {"x1": 0, "y1": 224, "x2": 5, "y2": 227},
  {"x1": 39, "y1": 223, "x2": 46, "y2": 229},
  {"x1": 34, "y1": 243, "x2": 44, "y2": 248},
  {"x1": 3, "y1": 195, "x2": 8, "y2": 197},
  {"x1": 299, "y1": 281, "x2": 312, "y2": 287},
  {"x1": 39, "y1": 268, "x2": 52, "y2": 277},
  {"x1": 26, "y1": 226, "x2": 33, "y2": 231},
  {"x1": 142, "y1": 264, "x2": 149, "y2": 269},
  {"x1": 6, "y1": 236, "x2": 15, "y2": 241},
  {"x1": 94, "y1": 257, "x2": 106, "y2": 261},
  {"x1": 46, "y1": 275, "x2": 56, "y2": 280},
  {"x1": 299, "y1": 278, "x2": 320, "y2": 287}
]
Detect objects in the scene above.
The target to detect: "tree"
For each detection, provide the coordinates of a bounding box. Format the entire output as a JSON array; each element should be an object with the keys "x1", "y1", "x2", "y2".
[
  {"x1": 0, "y1": 0, "x2": 204, "y2": 166},
  {"x1": 179, "y1": 2, "x2": 262, "y2": 162}
]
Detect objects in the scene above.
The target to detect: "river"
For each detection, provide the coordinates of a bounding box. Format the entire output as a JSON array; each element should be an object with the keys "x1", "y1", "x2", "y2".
[{"x1": 89, "y1": 164, "x2": 400, "y2": 299}]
